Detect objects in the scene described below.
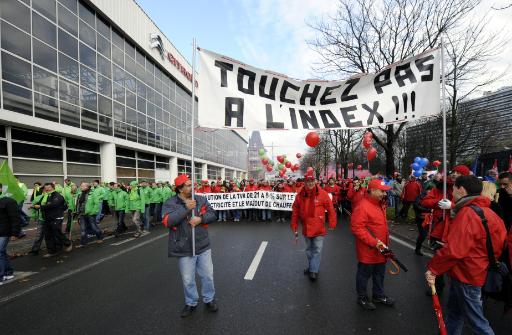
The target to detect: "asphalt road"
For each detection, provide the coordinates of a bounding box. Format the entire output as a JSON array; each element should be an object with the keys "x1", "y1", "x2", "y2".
[{"x1": 0, "y1": 219, "x2": 510, "y2": 335}]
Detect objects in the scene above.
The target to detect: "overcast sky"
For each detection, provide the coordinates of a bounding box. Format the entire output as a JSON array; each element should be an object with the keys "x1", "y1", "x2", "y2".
[{"x1": 136, "y1": 0, "x2": 512, "y2": 164}]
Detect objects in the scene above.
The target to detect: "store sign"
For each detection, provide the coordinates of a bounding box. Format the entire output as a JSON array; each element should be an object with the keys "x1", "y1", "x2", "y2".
[{"x1": 149, "y1": 33, "x2": 198, "y2": 87}]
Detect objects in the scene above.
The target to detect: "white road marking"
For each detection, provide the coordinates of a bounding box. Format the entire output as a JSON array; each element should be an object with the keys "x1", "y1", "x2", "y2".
[
  {"x1": 244, "y1": 241, "x2": 269, "y2": 281},
  {"x1": 0, "y1": 233, "x2": 167, "y2": 304},
  {"x1": 110, "y1": 231, "x2": 150, "y2": 246},
  {"x1": 110, "y1": 238, "x2": 135, "y2": 246},
  {"x1": 390, "y1": 234, "x2": 433, "y2": 258},
  {"x1": 0, "y1": 272, "x2": 37, "y2": 286},
  {"x1": 103, "y1": 236, "x2": 115, "y2": 241}
]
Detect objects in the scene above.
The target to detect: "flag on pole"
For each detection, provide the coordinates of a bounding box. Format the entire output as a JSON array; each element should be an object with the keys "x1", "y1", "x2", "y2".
[
  {"x1": 0, "y1": 161, "x2": 25, "y2": 202},
  {"x1": 492, "y1": 159, "x2": 498, "y2": 171},
  {"x1": 470, "y1": 156, "x2": 478, "y2": 175}
]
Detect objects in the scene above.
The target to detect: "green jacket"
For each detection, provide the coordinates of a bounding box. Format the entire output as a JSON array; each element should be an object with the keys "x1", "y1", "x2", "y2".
[
  {"x1": 30, "y1": 194, "x2": 44, "y2": 220},
  {"x1": 63, "y1": 189, "x2": 78, "y2": 212},
  {"x1": 112, "y1": 189, "x2": 128, "y2": 211},
  {"x1": 162, "y1": 186, "x2": 175, "y2": 202},
  {"x1": 107, "y1": 188, "x2": 115, "y2": 208},
  {"x1": 54, "y1": 184, "x2": 64, "y2": 194},
  {"x1": 77, "y1": 189, "x2": 101, "y2": 216},
  {"x1": 126, "y1": 186, "x2": 145, "y2": 213},
  {"x1": 149, "y1": 186, "x2": 163, "y2": 204},
  {"x1": 141, "y1": 186, "x2": 153, "y2": 206}
]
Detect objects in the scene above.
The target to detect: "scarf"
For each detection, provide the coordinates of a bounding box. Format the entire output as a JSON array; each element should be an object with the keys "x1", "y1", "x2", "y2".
[
  {"x1": 41, "y1": 192, "x2": 51, "y2": 205},
  {"x1": 451, "y1": 195, "x2": 480, "y2": 218},
  {"x1": 301, "y1": 186, "x2": 318, "y2": 218}
]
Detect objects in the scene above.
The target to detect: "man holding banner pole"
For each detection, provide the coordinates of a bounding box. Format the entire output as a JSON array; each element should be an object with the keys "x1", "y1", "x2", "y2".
[
  {"x1": 162, "y1": 174, "x2": 218, "y2": 318},
  {"x1": 291, "y1": 170, "x2": 337, "y2": 281}
]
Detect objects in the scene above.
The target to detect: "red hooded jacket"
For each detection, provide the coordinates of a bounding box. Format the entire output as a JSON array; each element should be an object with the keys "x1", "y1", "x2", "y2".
[
  {"x1": 428, "y1": 196, "x2": 507, "y2": 286},
  {"x1": 259, "y1": 185, "x2": 272, "y2": 191},
  {"x1": 290, "y1": 185, "x2": 337, "y2": 237},
  {"x1": 350, "y1": 196, "x2": 389, "y2": 264},
  {"x1": 402, "y1": 180, "x2": 422, "y2": 202},
  {"x1": 282, "y1": 184, "x2": 296, "y2": 193},
  {"x1": 196, "y1": 185, "x2": 212, "y2": 194},
  {"x1": 323, "y1": 184, "x2": 340, "y2": 204},
  {"x1": 420, "y1": 184, "x2": 454, "y2": 240},
  {"x1": 347, "y1": 184, "x2": 367, "y2": 209}
]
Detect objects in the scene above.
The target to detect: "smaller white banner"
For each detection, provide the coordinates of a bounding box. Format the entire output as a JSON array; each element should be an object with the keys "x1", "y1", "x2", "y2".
[{"x1": 202, "y1": 191, "x2": 296, "y2": 211}]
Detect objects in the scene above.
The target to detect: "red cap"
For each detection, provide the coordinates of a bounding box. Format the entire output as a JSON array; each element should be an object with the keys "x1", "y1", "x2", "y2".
[
  {"x1": 452, "y1": 165, "x2": 470, "y2": 176},
  {"x1": 304, "y1": 171, "x2": 315, "y2": 181},
  {"x1": 174, "y1": 174, "x2": 190, "y2": 187},
  {"x1": 249, "y1": 178, "x2": 255, "y2": 182},
  {"x1": 368, "y1": 179, "x2": 392, "y2": 191}
]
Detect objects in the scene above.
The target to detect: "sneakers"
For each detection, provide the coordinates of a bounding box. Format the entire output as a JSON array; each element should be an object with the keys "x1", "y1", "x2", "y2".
[
  {"x1": 64, "y1": 244, "x2": 73, "y2": 252},
  {"x1": 3, "y1": 274, "x2": 15, "y2": 281},
  {"x1": 205, "y1": 300, "x2": 219, "y2": 312},
  {"x1": 357, "y1": 296, "x2": 376, "y2": 311},
  {"x1": 180, "y1": 305, "x2": 197, "y2": 318},
  {"x1": 372, "y1": 295, "x2": 395, "y2": 306}
]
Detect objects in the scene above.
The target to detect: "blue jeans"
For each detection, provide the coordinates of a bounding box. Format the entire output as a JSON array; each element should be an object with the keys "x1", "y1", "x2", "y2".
[
  {"x1": 445, "y1": 278, "x2": 495, "y2": 335},
  {"x1": 356, "y1": 262, "x2": 386, "y2": 298},
  {"x1": 233, "y1": 210, "x2": 241, "y2": 220},
  {"x1": 177, "y1": 249, "x2": 215, "y2": 306},
  {"x1": 79, "y1": 215, "x2": 103, "y2": 246},
  {"x1": 143, "y1": 205, "x2": 150, "y2": 230},
  {"x1": 95, "y1": 201, "x2": 104, "y2": 225},
  {"x1": 261, "y1": 209, "x2": 272, "y2": 221},
  {"x1": 115, "y1": 210, "x2": 126, "y2": 232},
  {"x1": 0, "y1": 236, "x2": 13, "y2": 278},
  {"x1": 304, "y1": 236, "x2": 324, "y2": 273},
  {"x1": 217, "y1": 210, "x2": 226, "y2": 221}
]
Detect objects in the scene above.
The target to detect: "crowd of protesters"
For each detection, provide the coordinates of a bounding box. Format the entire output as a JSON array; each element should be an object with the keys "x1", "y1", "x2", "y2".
[{"x1": 2, "y1": 166, "x2": 512, "y2": 333}]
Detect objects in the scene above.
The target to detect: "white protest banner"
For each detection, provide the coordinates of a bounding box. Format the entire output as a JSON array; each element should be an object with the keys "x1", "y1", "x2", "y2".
[
  {"x1": 202, "y1": 191, "x2": 296, "y2": 211},
  {"x1": 198, "y1": 48, "x2": 440, "y2": 130}
]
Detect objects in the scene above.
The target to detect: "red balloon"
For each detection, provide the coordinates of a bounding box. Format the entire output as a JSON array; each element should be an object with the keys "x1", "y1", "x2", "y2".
[
  {"x1": 279, "y1": 171, "x2": 285, "y2": 177},
  {"x1": 357, "y1": 164, "x2": 363, "y2": 171},
  {"x1": 277, "y1": 155, "x2": 284, "y2": 163},
  {"x1": 305, "y1": 131, "x2": 320, "y2": 148},
  {"x1": 296, "y1": 153, "x2": 302, "y2": 159},
  {"x1": 364, "y1": 131, "x2": 373, "y2": 139},
  {"x1": 266, "y1": 165, "x2": 273, "y2": 172},
  {"x1": 348, "y1": 163, "x2": 354, "y2": 169},
  {"x1": 261, "y1": 158, "x2": 269, "y2": 165},
  {"x1": 294, "y1": 164, "x2": 300, "y2": 170},
  {"x1": 367, "y1": 147, "x2": 377, "y2": 161},
  {"x1": 285, "y1": 161, "x2": 292, "y2": 168},
  {"x1": 432, "y1": 160, "x2": 441, "y2": 167}
]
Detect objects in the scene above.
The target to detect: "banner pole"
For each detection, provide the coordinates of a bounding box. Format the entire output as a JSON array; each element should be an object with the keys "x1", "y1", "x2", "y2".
[
  {"x1": 441, "y1": 38, "x2": 447, "y2": 200},
  {"x1": 191, "y1": 38, "x2": 197, "y2": 256}
]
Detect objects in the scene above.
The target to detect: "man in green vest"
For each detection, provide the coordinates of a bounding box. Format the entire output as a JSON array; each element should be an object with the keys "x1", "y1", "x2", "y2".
[
  {"x1": 75, "y1": 182, "x2": 103, "y2": 246},
  {"x1": 162, "y1": 182, "x2": 176, "y2": 203},
  {"x1": 63, "y1": 183, "x2": 79, "y2": 233},
  {"x1": 149, "y1": 182, "x2": 163, "y2": 225},
  {"x1": 139, "y1": 180, "x2": 153, "y2": 231},
  {"x1": 126, "y1": 181, "x2": 145, "y2": 238},
  {"x1": 112, "y1": 183, "x2": 128, "y2": 237}
]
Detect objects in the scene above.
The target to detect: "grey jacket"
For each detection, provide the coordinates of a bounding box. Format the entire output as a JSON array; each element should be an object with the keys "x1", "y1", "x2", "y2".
[{"x1": 162, "y1": 194, "x2": 217, "y2": 257}]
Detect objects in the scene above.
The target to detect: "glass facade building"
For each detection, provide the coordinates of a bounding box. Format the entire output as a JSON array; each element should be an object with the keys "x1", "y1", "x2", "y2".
[{"x1": 0, "y1": 0, "x2": 247, "y2": 184}]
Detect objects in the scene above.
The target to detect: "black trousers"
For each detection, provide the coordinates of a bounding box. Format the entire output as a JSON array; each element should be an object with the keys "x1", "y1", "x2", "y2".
[
  {"x1": 400, "y1": 201, "x2": 413, "y2": 218},
  {"x1": 356, "y1": 262, "x2": 386, "y2": 298},
  {"x1": 415, "y1": 217, "x2": 428, "y2": 251},
  {"x1": 44, "y1": 218, "x2": 71, "y2": 254}
]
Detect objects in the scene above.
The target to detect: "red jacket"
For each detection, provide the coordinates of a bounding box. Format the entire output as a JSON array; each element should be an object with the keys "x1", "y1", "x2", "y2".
[
  {"x1": 420, "y1": 185, "x2": 454, "y2": 240},
  {"x1": 323, "y1": 184, "x2": 340, "y2": 204},
  {"x1": 350, "y1": 196, "x2": 389, "y2": 264},
  {"x1": 282, "y1": 184, "x2": 296, "y2": 193},
  {"x1": 290, "y1": 186, "x2": 337, "y2": 237},
  {"x1": 196, "y1": 186, "x2": 211, "y2": 194},
  {"x1": 259, "y1": 185, "x2": 272, "y2": 191},
  {"x1": 428, "y1": 196, "x2": 507, "y2": 286},
  {"x1": 244, "y1": 184, "x2": 259, "y2": 192},
  {"x1": 347, "y1": 185, "x2": 367, "y2": 209},
  {"x1": 402, "y1": 180, "x2": 422, "y2": 202},
  {"x1": 212, "y1": 185, "x2": 222, "y2": 193},
  {"x1": 508, "y1": 229, "x2": 512, "y2": 268}
]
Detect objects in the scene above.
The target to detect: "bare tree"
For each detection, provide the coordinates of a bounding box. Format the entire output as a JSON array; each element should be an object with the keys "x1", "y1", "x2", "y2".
[
  {"x1": 309, "y1": 0, "x2": 481, "y2": 175},
  {"x1": 326, "y1": 129, "x2": 361, "y2": 178},
  {"x1": 443, "y1": 16, "x2": 508, "y2": 166}
]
